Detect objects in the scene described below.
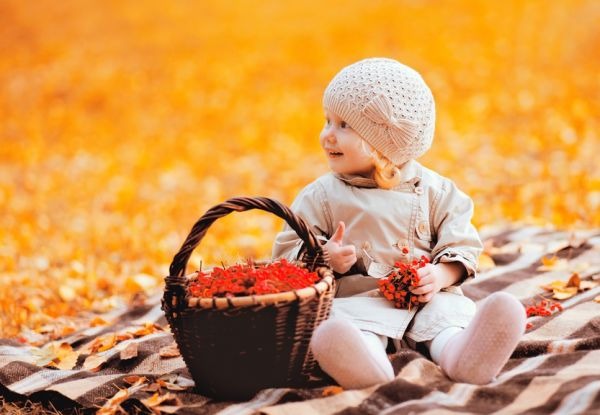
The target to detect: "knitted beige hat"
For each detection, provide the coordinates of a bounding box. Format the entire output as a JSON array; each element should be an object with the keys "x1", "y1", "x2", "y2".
[{"x1": 323, "y1": 58, "x2": 435, "y2": 165}]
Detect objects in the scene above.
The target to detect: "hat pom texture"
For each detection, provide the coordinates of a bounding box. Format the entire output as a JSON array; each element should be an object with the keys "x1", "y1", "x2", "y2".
[{"x1": 323, "y1": 58, "x2": 435, "y2": 165}]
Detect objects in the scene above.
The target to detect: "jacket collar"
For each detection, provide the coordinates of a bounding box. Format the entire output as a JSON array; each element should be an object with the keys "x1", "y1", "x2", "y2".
[{"x1": 334, "y1": 160, "x2": 421, "y2": 189}]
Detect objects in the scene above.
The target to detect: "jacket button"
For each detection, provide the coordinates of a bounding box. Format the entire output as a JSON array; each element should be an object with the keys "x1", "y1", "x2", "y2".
[
  {"x1": 418, "y1": 221, "x2": 428, "y2": 234},
  {"x1": 414, "y1": 186, "x2": 424, "y2": 195},
  {"x1": 362, "y1": 241, "x2": 372, "y2": 251}
]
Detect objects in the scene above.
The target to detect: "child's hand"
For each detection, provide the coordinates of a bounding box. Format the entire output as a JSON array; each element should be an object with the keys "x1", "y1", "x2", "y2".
[
  {"x1": 323, "y1": 221, "x2": 357, "y2": 274},
  {"x1": 410, "y1": 263, "x2": 463, "y2": 303}
]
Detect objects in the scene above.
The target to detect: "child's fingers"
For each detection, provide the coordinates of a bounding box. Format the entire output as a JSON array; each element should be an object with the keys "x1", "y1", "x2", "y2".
[
  {"x1": 330, "y1": 221, "x2": 346, "y2": 243},
  {"x1": 334, "y1": 258, "x2": 356, "y2": 273},
  {"x1": 417, "y1": 265, "x2": 433, "y2": 278},
  {"x1": 417, "y1": 292, "x2": 434, "y2": 303},
  {"x1": 414, "y1": 273, "x2": 434, "y2": 288},
  {"x1": 410, "y1": 283, "x2": 434, "y2": 295}
]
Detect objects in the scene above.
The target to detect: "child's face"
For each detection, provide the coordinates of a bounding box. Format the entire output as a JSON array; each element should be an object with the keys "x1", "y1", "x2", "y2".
[{"x1": 319, "y1": 109, "x2": 375, "y2": 177}]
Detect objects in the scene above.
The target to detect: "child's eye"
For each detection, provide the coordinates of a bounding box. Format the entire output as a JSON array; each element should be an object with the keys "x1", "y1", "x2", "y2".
[{"x1": 341, "y1": 121, "x2": 349, "y2": 129}]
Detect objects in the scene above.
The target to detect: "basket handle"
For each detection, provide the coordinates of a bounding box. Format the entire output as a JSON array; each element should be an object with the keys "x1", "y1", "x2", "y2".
[{"x1": 168, "y1": 196, "x2": 327, "y2": 278}]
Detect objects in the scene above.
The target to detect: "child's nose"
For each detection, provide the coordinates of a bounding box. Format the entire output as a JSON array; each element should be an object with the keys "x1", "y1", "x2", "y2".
[{"x1": 321, "y1": 128, "x2": 337, "y2": 144}]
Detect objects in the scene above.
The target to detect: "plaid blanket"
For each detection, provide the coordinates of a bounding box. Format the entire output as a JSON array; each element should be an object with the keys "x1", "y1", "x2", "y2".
[{"x1": 1, "y1": 226, "x2": 599, "y2": 414}]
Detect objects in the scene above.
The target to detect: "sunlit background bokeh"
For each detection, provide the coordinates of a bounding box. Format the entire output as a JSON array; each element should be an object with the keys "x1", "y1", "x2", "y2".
[{"x1": 1, "y1": 0, "x2": 599, "y2": 336}]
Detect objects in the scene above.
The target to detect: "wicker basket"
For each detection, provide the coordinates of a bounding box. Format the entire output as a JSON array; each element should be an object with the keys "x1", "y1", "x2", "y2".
[{"x1": 162, "y1": 197, "x2": 335, "y2": 401}]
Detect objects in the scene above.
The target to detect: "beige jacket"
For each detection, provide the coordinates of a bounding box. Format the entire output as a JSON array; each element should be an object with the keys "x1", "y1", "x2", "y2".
[{"x1": 272, "y1": 160, "x2": 483, "y2": 340}]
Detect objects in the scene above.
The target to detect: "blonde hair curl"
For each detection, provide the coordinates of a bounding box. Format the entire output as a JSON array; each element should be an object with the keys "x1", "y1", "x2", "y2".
[
  {"x1": 372, "y1": 150, "x2": 401, "y2": 189},
  {"x1": 358, "y1": 139, "x2": 402, "y2": 189}
]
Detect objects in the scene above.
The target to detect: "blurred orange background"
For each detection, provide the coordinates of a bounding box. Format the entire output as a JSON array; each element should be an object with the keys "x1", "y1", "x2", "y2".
[{"x1": 1, "y1": 0, "x2": 599, "y2": 336}]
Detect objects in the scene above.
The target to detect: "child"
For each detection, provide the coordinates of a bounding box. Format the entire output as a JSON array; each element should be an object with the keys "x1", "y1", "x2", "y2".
[{"x1": 272, "y1": 58, "x2": 525, "y2": 389}]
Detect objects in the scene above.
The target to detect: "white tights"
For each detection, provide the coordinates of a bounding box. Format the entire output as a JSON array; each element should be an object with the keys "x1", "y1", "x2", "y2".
[
  {"x1": 310, "y1": 292, "x2": 525, "y2": 389},
  {"x1": 310, "y1": 318, "x2": 394, "y2": 390}
]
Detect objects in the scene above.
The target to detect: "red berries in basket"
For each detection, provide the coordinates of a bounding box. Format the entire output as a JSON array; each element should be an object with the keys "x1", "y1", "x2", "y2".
[
  {"x1": 378, "y1": 255, "x2": 430, "y2": 309},
  {"x1": 187, "y1": 259, "x2": 320, "y2": 298}
]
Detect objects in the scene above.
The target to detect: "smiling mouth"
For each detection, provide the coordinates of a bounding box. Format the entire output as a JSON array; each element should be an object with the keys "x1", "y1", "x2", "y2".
[{"x1": 328, "y1": 151, "x2": 343, "y2": 157}]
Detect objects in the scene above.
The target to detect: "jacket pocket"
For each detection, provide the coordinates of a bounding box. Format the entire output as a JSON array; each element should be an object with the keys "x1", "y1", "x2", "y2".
[{"x1": 415, "y1": 219, "x2": 432, "y2": 242}]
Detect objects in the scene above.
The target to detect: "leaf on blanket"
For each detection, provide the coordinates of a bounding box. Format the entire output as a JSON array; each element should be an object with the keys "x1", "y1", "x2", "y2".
[
  {"x1": 322, "y1": 385, "x2": 344, "y2": 396},
  {"x1": 541, "y1": 280, "x2": 569, "y2": 291},
  {"x1": 117, "y1": 332, "x2": 135, "y2": 342},
  {"x1": 595, "y1": 295, "x2": 600, "y2": 303},
  {"x1": 567, "y1": 272, "x2": 581, "y2": 288},
  {"x1": 159, "y1": 341, "x2": 180, "y2": 358},
  {"x1": 123, "y1": 375, "x2": 147, "y2": 385},
  {"x1": 144, "y1": 374, "x2": 187, "y2": 393},
  {"x1": 143, "y1": 374, "x2": 190, "y2": 393},
  {"x1": 90, "y1": 316, "x2": 110, "y2": 327},
  {"x1": 120, "y1": 342, "x2": 138, "y2": 360},
  {"x1": 91, "y1": 333, "x2": 118, "y2": 353},
  {"x1": 17, "y1": 328, "x2": 48, "y2": 346},
  {"x1": 38, "y1": 322, "x2": 76, "y2": 340},
  {"x1": 540, "y1": 272, "x2": 597, "y2": 300},
  {"x1": 141, "y1": 392, "x2": 182, "y2": 414},
  {"x1": 32, "y1": 342, "x2": 79, "y2": 370},
  {"x1": 54, "y1": 342, "x2": 79, "y2": 370},
  {"x1": 538, "y1": 255, "x2": 568, "y2": 271},
  {"x1": 98, "y1": 377, "x2": 147, "y2": 415},
  {"x1": 132, "y1": 322, "x2": 164, "y2": 337},
  {"x1": 552, "y1": 287, "x2": 578, "y2": 300},
  {"x1": 83, "y1": 353, "x2": 109, "y2": 372},
  {"x1": 158, "y1": 374, "x2": 194, "y2": 391},
  {"x1": 478, "y1": 253, "x2": 495, "y2": 271}
]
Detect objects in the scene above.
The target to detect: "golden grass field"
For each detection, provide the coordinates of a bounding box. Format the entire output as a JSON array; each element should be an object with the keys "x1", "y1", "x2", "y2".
[{"x1": 1, "y1": 0, "x2": 599, "y2": 338}]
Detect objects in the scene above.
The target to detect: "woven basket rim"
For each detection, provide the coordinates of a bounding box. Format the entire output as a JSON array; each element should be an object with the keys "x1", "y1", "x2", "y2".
[{"x1": 183, "y1": 266, "x2": 334, "y2": 310}]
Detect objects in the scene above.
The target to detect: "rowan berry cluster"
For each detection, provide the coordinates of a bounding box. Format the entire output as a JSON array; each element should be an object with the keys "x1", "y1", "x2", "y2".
[
  {"x1": 525, "y1": 299, "x2": 563, "y2": 317},
  {"x1": 378, "y1": 254, "x2": 429, "y2": 309},
  {"x1": 187, "y1": 259, "x2": 320, "y2": 298}
]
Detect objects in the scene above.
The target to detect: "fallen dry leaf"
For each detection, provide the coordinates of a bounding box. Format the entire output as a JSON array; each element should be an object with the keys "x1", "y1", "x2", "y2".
[
  {"x1": 538, "y1": 256, "x2": 569, "y2": 271},
  {"x1": 97, "y1": 377, "x2": 147, "y2": 415},
  {"x1": 32, "y1": 342, "x2": 79, "y2": 370},
  {"x1": 141, "y1": 392, "x2": 182, "y2": 415},
  {"x1": 552, "y1": 286, "x2": 578, "y2": 300},
  {"x1": 132, "y1": 322, "x2": 163, "y2": 338},
  {"x1": 567, "y1": 272, "x2": 581, "y2": 288},
  {"x1": 541, "y1": 273, "x2": 598, "y2": 300},
  {"x1": 92, "y1": 333, "x2": 118, "y2": 353},
  {"x1": 158, "y1": 374, "x2": 194, "y2": 391},
  {"x1": 90, "y1": 317, "x2": 109, "y2": 327},
  {"x1": 83, "y1": 352, "x2": 109, "y2": 372},
  {"x1": 116, "y1": 333, "x2": 135, "y2": 342},
  {"x1": 542, "y1": 255, "x2": 558, "y2": 267},
  {"x1": 477, "y1": 253, "x2": 496, "y2": 271},
  {"x1": 97, "y1": 389, "x2": 130, "y2": 415},
  {"x1": 18, "y1": 328, "x2": 48, "y2": 347},
  {"x1": 123, "y1": 375, "x2": 147, "y2": 385},
  {"x1": 595, "y1": 296, "x2": 600, "y2": 303},
  {"x1": 142, "y1": 374, "x2": 190, "y2": 393},
  {"x1": 119, "y1": 342, "x2": 138, "y2": 360},
  {"x1": 159, "y1": 342, "x2": 181, "y2": 358},
  {"x1": 322, "y1": 385, "x2": 344, "y2": 396},
  {"x1": 541, "y1": 280, "x2": 568, "y2": 291},
  {"x1": 52, "y1": 343, "x2": 79, "y2": 370}
]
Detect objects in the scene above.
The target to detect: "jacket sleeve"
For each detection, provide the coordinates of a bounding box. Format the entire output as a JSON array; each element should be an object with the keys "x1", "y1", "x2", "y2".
[
  {"x1": 430, "y1": 179, "x2": 483, "y2": 280},
  {"x1": 272, "y1": 180, "x2": 332, "y2": 261}
]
